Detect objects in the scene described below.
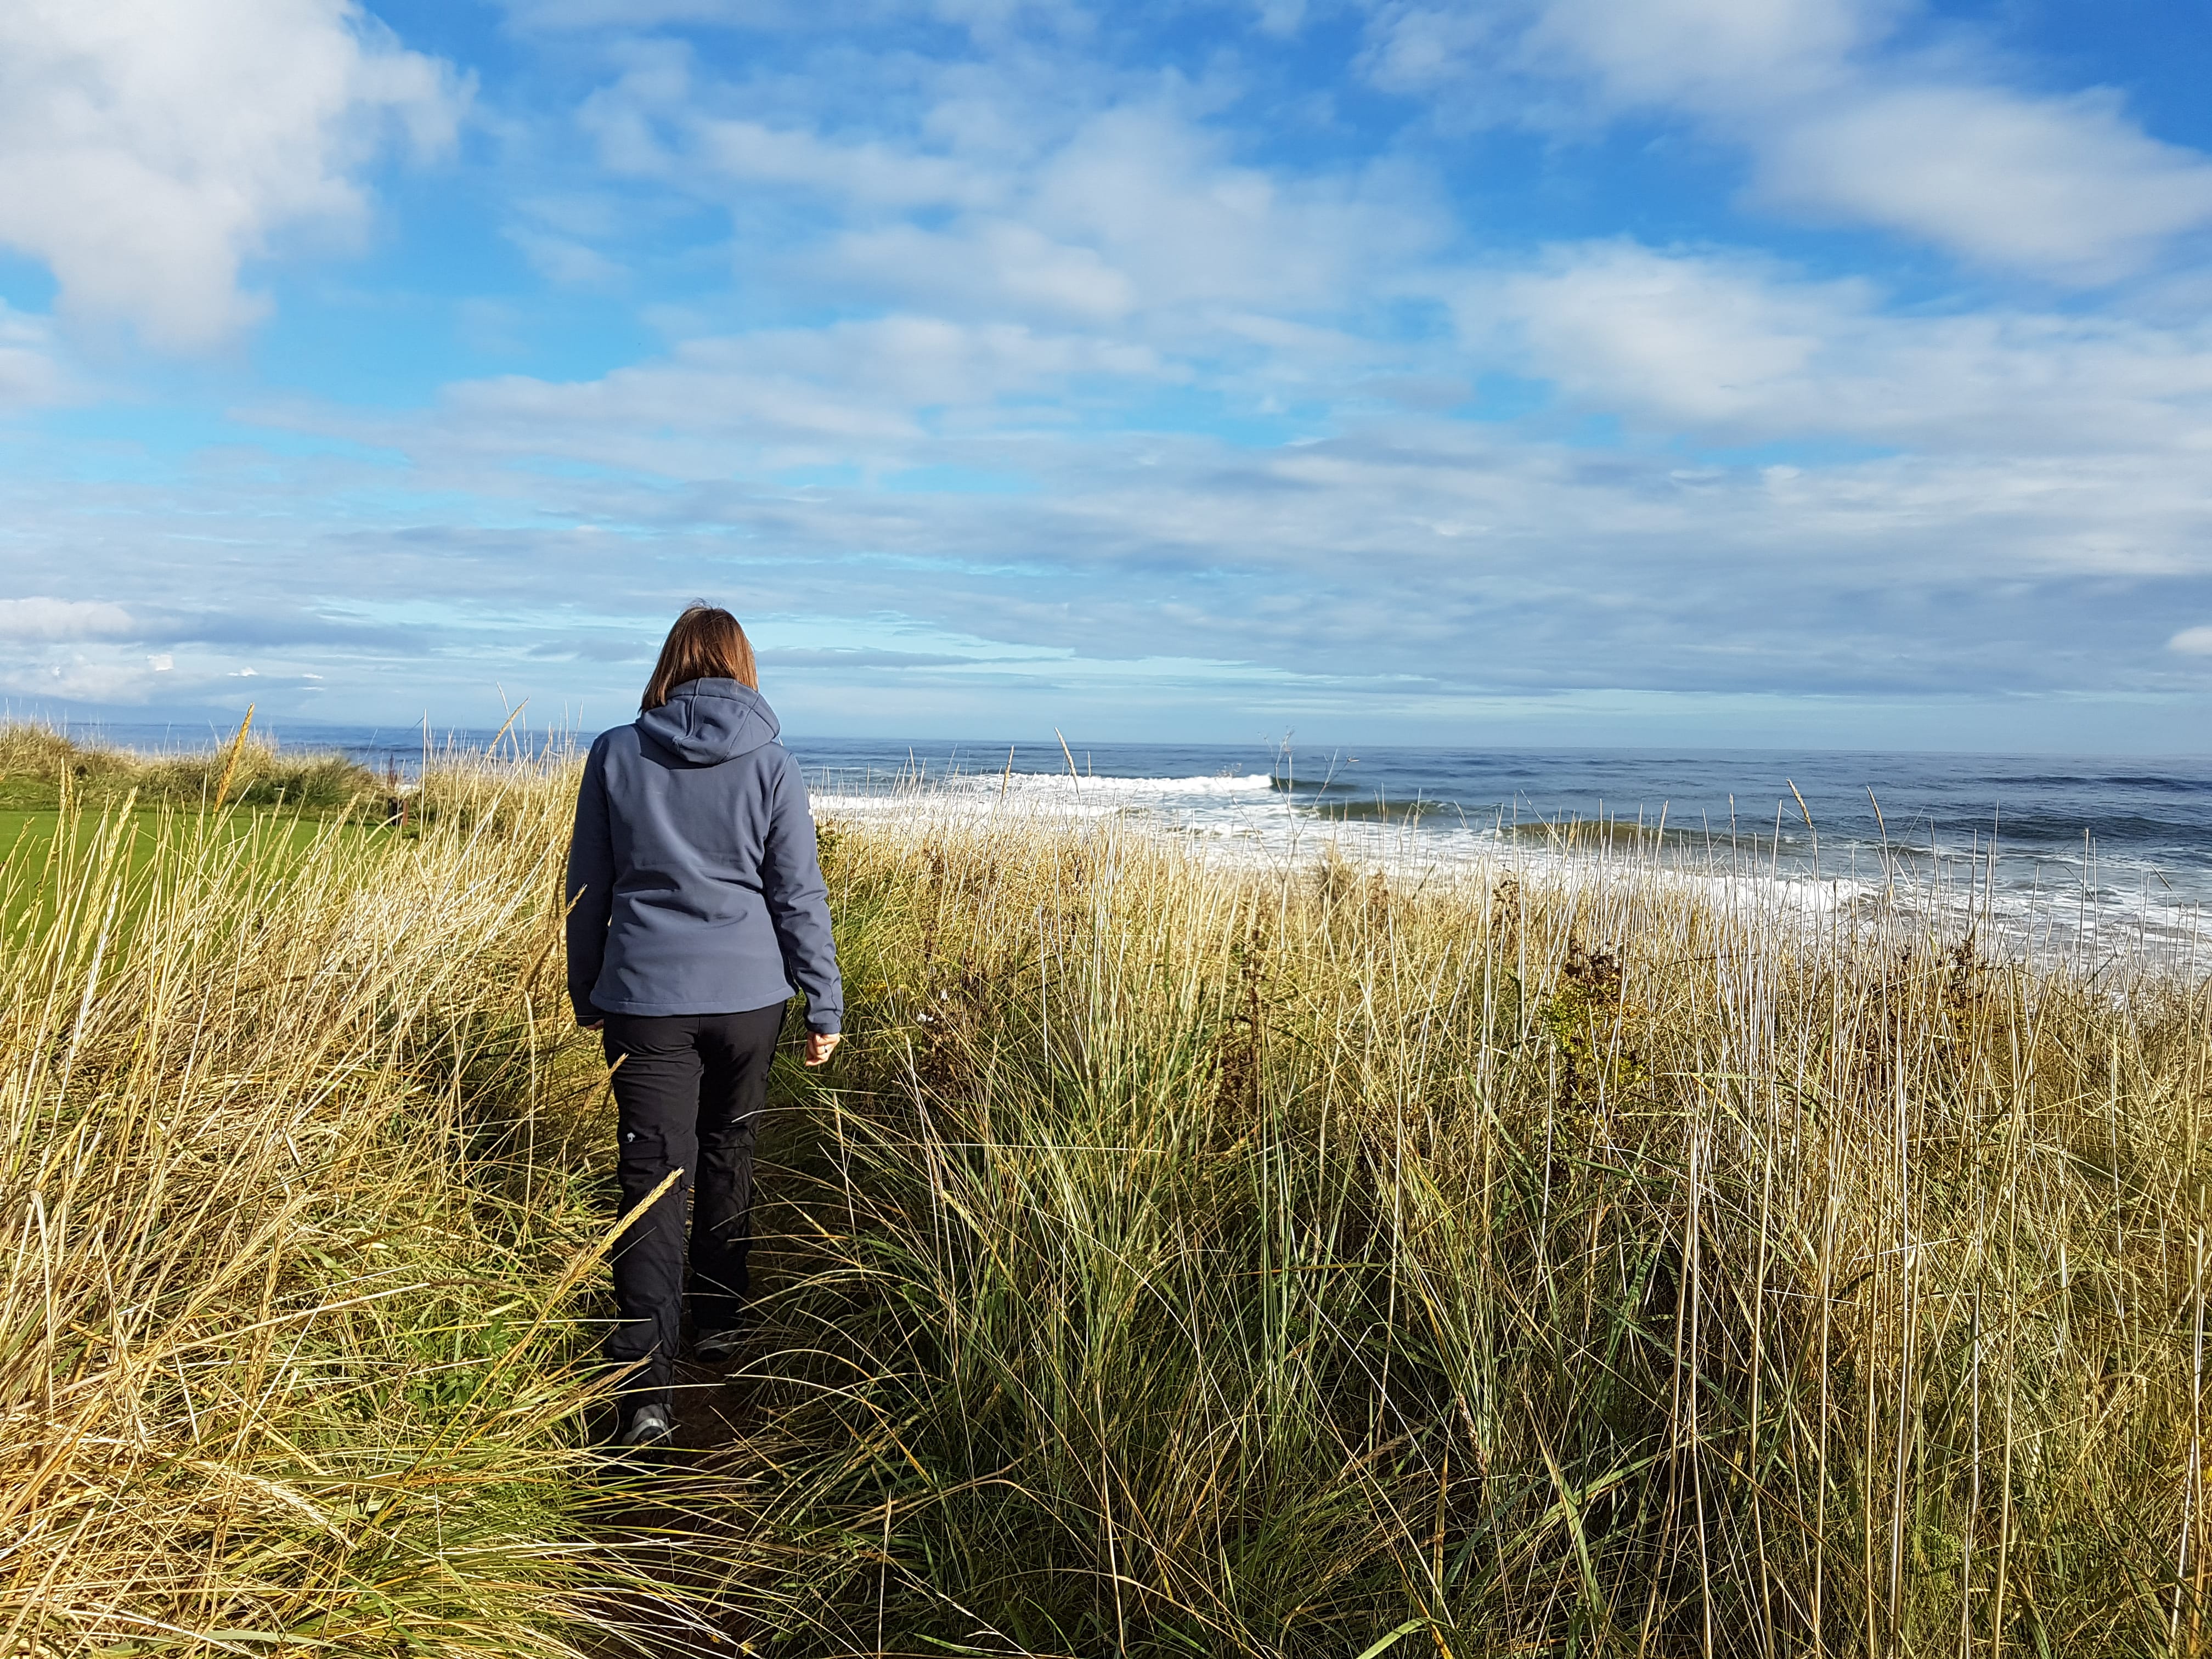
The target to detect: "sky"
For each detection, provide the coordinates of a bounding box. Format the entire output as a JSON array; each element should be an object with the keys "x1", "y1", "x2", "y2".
[{"x1": 2, "y1": 0, "x2": 2211, "y2": 751}]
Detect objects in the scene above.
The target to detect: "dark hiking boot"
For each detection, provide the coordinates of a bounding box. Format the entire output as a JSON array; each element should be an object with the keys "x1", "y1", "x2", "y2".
[
  {"x1": 617, "y1": 1402, "x2": 675, "y2": 1449},
  {"x1": 692, "y1": 1328, "x2": 742, "y2": 1365}
]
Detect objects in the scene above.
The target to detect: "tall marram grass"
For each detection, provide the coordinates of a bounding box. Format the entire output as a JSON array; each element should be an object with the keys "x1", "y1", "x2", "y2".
[
  {"x1": 9, "y1": 737, "x2": 2211, "y2": 1658},
  {"x1": 0, "y1": 723, "x2": 386, "y2": 814},
  {"x1": 0, "y1": 749, "x2": 719, "y2": 1657},
  {"x1": 716, "y1": 811, "x2": 2212, "y2": 1658}
]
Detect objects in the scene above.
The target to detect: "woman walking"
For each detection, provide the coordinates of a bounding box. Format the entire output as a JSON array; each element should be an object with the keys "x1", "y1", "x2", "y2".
[{"x1": 565, "y1": 605, "x2": 843, "y2": 1449}]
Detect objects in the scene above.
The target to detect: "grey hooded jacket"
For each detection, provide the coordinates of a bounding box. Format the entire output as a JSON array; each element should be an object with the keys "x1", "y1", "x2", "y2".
[{"x1": 565, "y1": 678, "x2": 842, "y2": 1032}]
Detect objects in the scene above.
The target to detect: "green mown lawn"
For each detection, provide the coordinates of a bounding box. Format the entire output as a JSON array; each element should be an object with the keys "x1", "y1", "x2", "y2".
[{"x1": 0, "y1": 806, "x2": 401, "y2": 931}]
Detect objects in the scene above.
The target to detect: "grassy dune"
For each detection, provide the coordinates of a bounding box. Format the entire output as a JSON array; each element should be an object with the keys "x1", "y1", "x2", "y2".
[
  {"x1": 0, "y1": 724, "x2": 390, "y2": 817},
  {"x1": 5, "y1": 736, "x2": 2209, "y2": 1656}
]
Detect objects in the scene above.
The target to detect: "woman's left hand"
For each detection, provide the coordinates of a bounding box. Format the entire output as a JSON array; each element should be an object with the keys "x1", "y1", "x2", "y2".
[{"x1": 804, "y1": 1032, "x2": 841, "y2": 1067}]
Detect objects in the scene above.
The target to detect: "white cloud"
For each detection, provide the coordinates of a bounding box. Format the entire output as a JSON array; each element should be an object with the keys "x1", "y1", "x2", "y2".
[
  {"x1": 415, "y1": 315, "x2": 1168, "y2": 475},
  {"x1": 2172, "y1": 627, "x2": 2212, "y2": 657},
  {"x1": 0, "y1": 305, "x2": 67, "y2": 409},
  {"x1": 0, "y1": 653, "x2": 163, "y2": 703},
  {"x1": 0, "y1": 0, "x2": 467, "y2": 349},
  {"x1": 1492, "y1": 244, "x2": 1841, "y2": 428},
  {"x1": 580, "y1": 53, "x2": 1441, "y2": 331},
  {"x1": 1358, "y1": 5, "x2": 1517, "y2": 97},
  {"x1": 505, "y1": 0, "x2": 778, "y2": 24},
  {"x1": 0, "y1": 597, "x2": 137, "y2": 640},
  {"x1": 1758, "y1": 86, "x2": 2212, "y2": 284},
  {"x1": 1523, "y1": 0, "x2": 1895, "y2": 105},
  {"x1": 1368, "y1": 0, "x2": 2212, "y2": 282},
  {"x1": 1481, "y1": 240, "x2": 2212, "y2": 456},
  {"x1": 794, "y1": 105, "x2": 1444, "y2": 337},
  {"x1": 506, "y1": 227, "x2": 628, "y2": 288},
  {"x1": 695, "y1": 118, "x2": 992, "y2": 209},
  {"x1": 830, "y1": 221, "x2": 1139, "y2": 323},
  {"x1": 501, "y1": 0, "x2": 959, "y2": 32},
  {"x1": 1026, "y1": 109, "x2": 1433, "y2": 315}
]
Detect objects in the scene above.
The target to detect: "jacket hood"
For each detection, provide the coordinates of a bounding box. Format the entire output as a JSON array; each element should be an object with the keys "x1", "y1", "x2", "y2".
[{"x1": 635, "y1": 678, "x2": 780, "y2": 764}]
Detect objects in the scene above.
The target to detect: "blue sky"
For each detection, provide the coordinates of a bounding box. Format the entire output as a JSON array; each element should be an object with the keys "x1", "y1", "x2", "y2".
[{"x1": 3, "y1": 0, "x2": 2211, "y2": 749}]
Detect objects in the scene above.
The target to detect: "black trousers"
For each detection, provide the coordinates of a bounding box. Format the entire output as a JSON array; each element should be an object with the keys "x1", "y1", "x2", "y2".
[{"x1": 600, "y1": 1003, "x2": 785, "y2": 1401}]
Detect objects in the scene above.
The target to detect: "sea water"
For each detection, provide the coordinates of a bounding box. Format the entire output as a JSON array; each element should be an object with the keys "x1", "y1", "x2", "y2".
[
  {"x1": 66, "y1": 720, "x2": 2212, "y2": 966},
  {"x1": 796, "y1": 737, "x2": 2212, "y2": 965}
]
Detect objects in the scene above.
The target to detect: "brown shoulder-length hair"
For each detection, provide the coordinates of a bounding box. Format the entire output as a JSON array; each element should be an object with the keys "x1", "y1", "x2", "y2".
[{"x1": 640, "y1": 604, "x2": 759, "y2": 711}]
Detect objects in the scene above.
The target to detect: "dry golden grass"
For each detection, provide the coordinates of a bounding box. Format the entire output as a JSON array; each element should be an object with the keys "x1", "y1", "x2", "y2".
[
  {"x1": 7, "y1": 737, "x2": 2208, "y2": 1657},
  {"x1": 0, "y1": 743, "x2": 718, "y2": 1657},
  {"x1": 710, "y1": 805, "x2": 2212, "y2": 1657}
]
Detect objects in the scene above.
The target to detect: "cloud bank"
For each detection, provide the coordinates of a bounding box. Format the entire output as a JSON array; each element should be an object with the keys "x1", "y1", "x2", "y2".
[{"x1": 0, "y1": 0, "x2": 2205, "y2": 747}]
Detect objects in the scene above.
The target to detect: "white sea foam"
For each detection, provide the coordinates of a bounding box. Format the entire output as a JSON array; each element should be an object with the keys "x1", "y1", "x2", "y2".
[
  {"x1": 940, "y1": 771, "x2": 1277, "y2": 800},
  {"x1": 813, "y1": 768, "x2": 1274, "y2": 809},
  {"x1": 808, "y1": 767, "x2": 2209, "y2": 975}
]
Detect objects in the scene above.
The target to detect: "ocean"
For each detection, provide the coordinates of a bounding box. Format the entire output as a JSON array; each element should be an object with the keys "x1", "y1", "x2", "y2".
[
  {"x1": 798, "y1": 737, "x2": 2212, "y2": 958},
  {"x1": 61, "y1": 719, "x2": 2212, "y2": 961}
]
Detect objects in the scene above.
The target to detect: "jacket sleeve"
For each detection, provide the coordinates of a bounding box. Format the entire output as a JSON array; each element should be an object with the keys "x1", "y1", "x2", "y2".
[
  {"x1": 761, "y1": 749, "x2": 843, "y2": 1034},
  {"x1": 564, "y1": 740, "x2": 614, "y2": 1023}
]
